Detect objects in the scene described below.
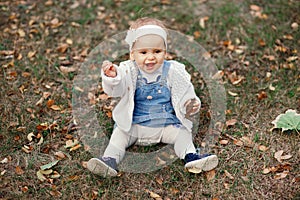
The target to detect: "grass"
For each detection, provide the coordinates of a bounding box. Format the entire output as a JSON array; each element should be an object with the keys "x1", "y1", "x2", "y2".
[{"x1": 0, "y1": 0, "x2": 300, "y2": 199}]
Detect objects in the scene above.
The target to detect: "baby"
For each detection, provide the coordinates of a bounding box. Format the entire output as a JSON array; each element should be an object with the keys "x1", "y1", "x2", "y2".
[{"x1": 87, "y1": 17, "x2": 218, "y2": 177}]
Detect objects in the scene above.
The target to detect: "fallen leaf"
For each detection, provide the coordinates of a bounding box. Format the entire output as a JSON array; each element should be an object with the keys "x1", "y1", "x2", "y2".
[
  {"x1": 155, "y1": 176, "x2": 163, "y2": 185},
  {"x1": 271, "y1": 109, "x2": 300, "y2": 132},
  {"x1": 15, "y1": 166, "x2": 24, "y2": 175},
  {"x1": 54, "y1": 151, "x2": 66, "y2": 159},
  {"x1": 257, "y1": 91, "x2": 267, "y2": 100},
  {"x1": 40, "y1": 169, "x2": 53, "y2": 175},
  {"x1": 46, "y1": 99, "x2": 55, "y2": 107},
  {"x1": 27, "y1": 132, "x2": 35, "y2": 141},
  {"x1": 219, "y1": 140, "x2": 229, "y2": 145},
  {"x1": 59, "y1": 66, "x2": 77, "y2": 73},
  {"x1": 274, "y1": 150, "x2": 284, "y2": 162},
  {"x1": 186, "y1": 166, "x2": 202, "y2": 174},
  {"x1": 233, "y1": 139, "x2": 243, "y2": 147},
  {"x1": 274, "y1": 171, "x2": 289, "y2": 180},
  {"x1": 70, "y1": 144, "x2": 82, "y2": 151},
  {"x1": 226, "y1": 119, "x2": 238, "y2": 127},
  {"x1": 258, "y1": 145, "x2": 269, "y2": 152},
  {"x1": 50, "y1": 105, "x2": 61, "y2": 111},
  {"x1": 291, "y1": 22, "x2": 298, "y2": 30},
  {"x1": 156, "y1": 157, "x2": 166, "y2": 166},
  {"x1": 205, "y1": 169, "x2": 216, "y2": 181},
  {"x1": 37, "y1": 170, "x2": 47, "y2": 182},
  {"x1": 146, "y1": 189, "x2": 162, "y2": 199},
  {"x1": 40, "y1": 160, "x2": 59, "y2": 170},
  {"x1": 262, "y1": 168, "x2": 271, "y2": 174},
  {"x1": 250, "y1": 4, "x2": 261, "y2": 11},
  {"x1": 27, "y1": 51, "x2": 36, "y2": 58},
  {"x1": 18, "y1": 29, "x2": 26, "y2": 37},
  {"x1": 21, "y1": 186, "x2": 28, "y2": 193},
  {"x1": 224, "y1": 170, "x2": 234, "y2": 180},
  {"x1": 228, "y1": 91, "x2": 239, "y2": 97},
  {"x1": 0, "y1": 158, "x2": 8, "y2": 164},
  {"x1": 240, "y1": 136, "x2": 254, "y2": 147},
  {"x1": 57, "y1": 44, "x2": 69, "y2": 53}
]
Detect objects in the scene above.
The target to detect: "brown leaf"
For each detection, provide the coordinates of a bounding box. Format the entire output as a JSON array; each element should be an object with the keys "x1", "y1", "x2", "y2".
[
  {"x1": 258, "y1": 38, "x2": 266, "y2": 46},
  {"x1": 262, "y1": 167, "x2": 271, "y2": 174},
  {"x1": 46, "y1": 99, "x2": 55, "y2": 108},
  {"x1": 257, "y1": 91, "x2": 267, "y2": 100},
  {"x1": 54, "y1": 151, "x2": 66, "y2": 159},
  {"x1": 258, "y1": 145, "x2": 269, "y2": 152},
  {"x1": 146, "y1": 189, "x2": 162, "y2": 199},
  {"x1": 219, "y1": 140, "x2": 229, "y2": 145},
  {"x1": 274, "y1": 171, "x2": 289, "y2": 180},
  {"x1": 155, "y1": 176, "x2": 163, "y2": 185},
  {"x1": 59, "y1": 66, "x2": 76, "y2": 73},
  {"x1": 233, "y1": 139, "x2": 243, "y2": 147},
  {"x1": 50, "y1": 105, "x2": 61, "y2": 111},
  {"x1": 57, "y1": 44, "x2": 69, "y2": 53},
  {"x1": 15, "y1": 166, "x2": 24, "y2": 175},
  {"x1": 205, "y1": 169, "x2": 216, "y2": 181},
  {"x1": 226, "y1": 119, "x2": 238, "y2": 127}
]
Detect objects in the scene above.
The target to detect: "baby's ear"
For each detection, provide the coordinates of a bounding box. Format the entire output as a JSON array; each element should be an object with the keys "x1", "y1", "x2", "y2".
[{"x1": 129, "y1": 51, "x2": 134, "y2": 60}]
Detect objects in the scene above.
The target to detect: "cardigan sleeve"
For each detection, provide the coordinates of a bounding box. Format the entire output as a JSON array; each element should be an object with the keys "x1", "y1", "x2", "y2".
[{"x1": 101, "y1": 64, "x2": 127, "y2": 97}]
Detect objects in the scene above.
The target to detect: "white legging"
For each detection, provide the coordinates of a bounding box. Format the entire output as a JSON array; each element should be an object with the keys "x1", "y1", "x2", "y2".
[{"x1": 103, "y1": 124, "x2": 196, "y2": 163}]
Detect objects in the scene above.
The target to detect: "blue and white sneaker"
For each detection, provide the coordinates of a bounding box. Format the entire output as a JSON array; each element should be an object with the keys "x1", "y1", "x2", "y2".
[
  {"x1": 184, "y1": 153, "x2": 218, "y2": 173},
  {"x1": 87, "y1": 157, "x2": 118, "y2": 177}
]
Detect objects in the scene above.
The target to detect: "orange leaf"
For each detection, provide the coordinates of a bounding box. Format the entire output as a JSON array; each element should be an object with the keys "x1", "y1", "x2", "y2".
[
  {"x1": 205, "y1": 169, "x2": 216, "y2": 181},
  {"x1": 47, "y1": 99, "x2": 55, "y2": 108},
  {"x1": 15, "y1": 166, "x2": 24, "y2": 175}
]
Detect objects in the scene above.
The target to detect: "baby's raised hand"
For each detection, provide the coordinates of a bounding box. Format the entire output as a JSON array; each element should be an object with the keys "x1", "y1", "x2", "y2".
[
  {"x1": 184, "y1": 98, "x2": 200, "y2": 118},
  {"x1": 102, "y1": 60, "x2": 117, "y2": 77}
]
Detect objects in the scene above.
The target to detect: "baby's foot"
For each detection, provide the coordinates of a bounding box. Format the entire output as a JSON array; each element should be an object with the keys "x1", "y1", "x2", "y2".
[
  {"x1": 184, "y1": 153, "x2": 218, "y2": 173},
  {"x1": 87, "y1": 157, "x2": 118, "y2": 177}
]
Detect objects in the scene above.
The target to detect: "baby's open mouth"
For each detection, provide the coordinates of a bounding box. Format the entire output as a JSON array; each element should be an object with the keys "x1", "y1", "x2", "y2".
[{"x1": 146, "y1": 63, "x2": 155, "y2": 68}]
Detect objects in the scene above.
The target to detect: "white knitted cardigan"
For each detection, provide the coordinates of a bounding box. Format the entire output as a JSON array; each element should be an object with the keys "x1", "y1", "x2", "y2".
[{"x1": 101, "y1": 60, "x2": 200, "y2": 132}]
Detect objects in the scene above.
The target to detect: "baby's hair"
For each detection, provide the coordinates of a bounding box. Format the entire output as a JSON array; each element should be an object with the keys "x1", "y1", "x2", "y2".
[{"x1": 129, "y1": 17, "x2": 166, "y2": 30}]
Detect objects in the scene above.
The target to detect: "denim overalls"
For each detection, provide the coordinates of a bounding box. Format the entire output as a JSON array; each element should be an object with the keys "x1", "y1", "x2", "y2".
[{"x1": 132, "y1": 61, "x2": 181, "y2": 127}]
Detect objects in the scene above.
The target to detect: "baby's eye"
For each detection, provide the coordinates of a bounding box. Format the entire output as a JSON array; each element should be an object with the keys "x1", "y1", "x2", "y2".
[
  {"x1": 155, "y1": 50, "x2": 162, "y2": 53},
  {"x1": 139, "y1": 51, "x2": 147, "y2": 54}
]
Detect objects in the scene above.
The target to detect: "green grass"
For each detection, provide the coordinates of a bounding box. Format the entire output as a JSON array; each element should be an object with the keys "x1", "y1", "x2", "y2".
[{"x1": 0, "y1": 0, "x2": 299, "y2": 199}]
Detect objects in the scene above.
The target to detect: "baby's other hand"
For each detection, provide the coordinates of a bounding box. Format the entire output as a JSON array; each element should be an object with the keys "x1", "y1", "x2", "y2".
[
  {"x1": 102, "y1": 60, "x2": 117, "y2": 77},
  {"x1": 184, "y1": 98, "x2": 200, "y2": 118}
]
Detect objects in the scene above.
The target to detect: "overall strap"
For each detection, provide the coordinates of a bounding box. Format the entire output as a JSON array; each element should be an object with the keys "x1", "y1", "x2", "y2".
[{"x1": 161, "y1": 60, "x2": 170, "y2": 82}]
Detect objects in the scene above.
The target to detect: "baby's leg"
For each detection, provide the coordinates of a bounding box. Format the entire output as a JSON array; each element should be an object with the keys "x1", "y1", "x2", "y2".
[
  {"x1": 103, "y1": 127, "x2": 137, "y2": 163},
  {"x1": 160, "y1": 125, "x2": 196, "y2": 159}
]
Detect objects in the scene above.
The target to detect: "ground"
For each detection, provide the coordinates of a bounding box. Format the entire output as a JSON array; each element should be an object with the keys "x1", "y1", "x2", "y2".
[{"x1": 0, "y1": 0, "x2": 299, "y2": 199}]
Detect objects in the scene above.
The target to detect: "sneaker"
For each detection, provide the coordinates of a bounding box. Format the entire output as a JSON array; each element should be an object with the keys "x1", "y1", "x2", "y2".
[
  {"x1": 87, "y1": 157, "x2": 118, "y2": 177},
  {"x1": 184, "y1": 153, "x2": 218, "y2": 173}
]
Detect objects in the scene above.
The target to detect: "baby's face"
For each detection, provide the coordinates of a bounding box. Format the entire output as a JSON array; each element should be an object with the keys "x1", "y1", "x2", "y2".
[{"x1": 130, "y1": 34, "x2": 166, "y2": 74}]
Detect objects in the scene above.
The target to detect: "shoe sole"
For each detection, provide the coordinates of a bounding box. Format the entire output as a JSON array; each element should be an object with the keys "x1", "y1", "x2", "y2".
[
  {"x1": 184, "y1": 155, "x2": 218, "y2": 173},
  {"x1": 87, "y1": 158, "x2": 118, "y2": 177}
]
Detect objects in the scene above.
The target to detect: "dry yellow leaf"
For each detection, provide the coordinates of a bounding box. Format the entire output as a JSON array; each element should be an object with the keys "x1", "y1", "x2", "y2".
[
  {"x1": 50, "y1": 105, "x2": 61, "y2": 111},
  {"x1": 27, "y1": 51, "x2": 36, "y2": 58},
  {"x1": 70, "y1": 144, "x2": 82, "y2": 151},
  {"x1": 18, "y1": 29, "x2": 26, "y2": 37},
  {"x1": 258, "y1": 145, "x2": 269, "y2": 152}
]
